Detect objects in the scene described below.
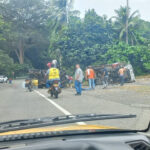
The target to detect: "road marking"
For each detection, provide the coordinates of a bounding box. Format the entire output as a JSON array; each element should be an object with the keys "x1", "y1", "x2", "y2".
[{"x1": 35, "y1": 90, "x2": 86, "y2": 125}]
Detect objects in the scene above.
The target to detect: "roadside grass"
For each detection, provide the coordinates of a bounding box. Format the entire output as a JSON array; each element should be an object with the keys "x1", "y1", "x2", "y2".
[{"x1": 136, "y1": 74, "x2": 150, "y2": 79}]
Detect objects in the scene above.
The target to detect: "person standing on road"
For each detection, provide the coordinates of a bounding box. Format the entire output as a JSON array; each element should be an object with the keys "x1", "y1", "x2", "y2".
[
  {"x1": 66, "y1": 75, "x2": 73, "y2": 88},
  {"x1": 86, "y1": 66, "x2": 95, "y2": 89},
  {"x1": 102, "y1": 65, "x2": 109, "y2": 89},
  {"x1": 118, "y1": 66, "x2": 126, "y2": 86},
  {"x1": 75, "y1": 64, "x2": 84, "y2": 96}
]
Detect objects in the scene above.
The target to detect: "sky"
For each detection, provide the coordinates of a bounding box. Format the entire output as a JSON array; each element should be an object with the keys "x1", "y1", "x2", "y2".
[{"x1": 74, "y1": 0, "x2": 150, "y2": 21}]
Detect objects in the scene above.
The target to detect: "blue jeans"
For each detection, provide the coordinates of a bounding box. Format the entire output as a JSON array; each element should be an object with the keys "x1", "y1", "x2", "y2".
[
  {"x1": 46, "y1": 79, "x2": 60, "y2": 88},
  {"x1": 75, "y1": 80, "x2": 82, "y2": 94},
  {"x1": 88, "y1": 79, "x2": 95, "y2": 89},
  {"x1": 120, "y1": 75, "x2": 124, "y2": 86},
  {"x1": 102, "y1": 76, "x2": 108, "y2": 88}
]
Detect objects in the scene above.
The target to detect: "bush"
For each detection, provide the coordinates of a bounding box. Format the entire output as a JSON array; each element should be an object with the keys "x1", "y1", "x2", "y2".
[{"x1": 13, "y1": 64, "x2": 31, "y2": 77}]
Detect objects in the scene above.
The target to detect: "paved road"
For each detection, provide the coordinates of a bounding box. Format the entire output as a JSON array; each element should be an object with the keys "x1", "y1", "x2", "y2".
[{"x1": 0, "y1": 80, "x2": 150, "y2": 131}]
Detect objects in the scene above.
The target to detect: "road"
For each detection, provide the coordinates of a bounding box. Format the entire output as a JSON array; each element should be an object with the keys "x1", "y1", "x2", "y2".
[{"x1": 0, "y1": 80, "x2": 150, "y2": 131}]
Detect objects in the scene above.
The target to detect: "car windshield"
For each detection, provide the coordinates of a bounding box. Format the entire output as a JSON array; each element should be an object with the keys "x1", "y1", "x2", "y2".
[{"x1": 0, "y1": 0, "x2": 150, "y2": 132}]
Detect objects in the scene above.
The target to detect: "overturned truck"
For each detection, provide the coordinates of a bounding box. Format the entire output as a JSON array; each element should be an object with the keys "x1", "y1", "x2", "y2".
[{"x1": 93, "y1": 63, "x2": 135, "y2": 85}]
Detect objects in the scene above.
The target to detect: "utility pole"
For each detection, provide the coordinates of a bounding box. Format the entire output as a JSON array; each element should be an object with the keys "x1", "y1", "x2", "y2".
[{"x1": 126, "y1": 0, "x2": 129, "y2": 44}]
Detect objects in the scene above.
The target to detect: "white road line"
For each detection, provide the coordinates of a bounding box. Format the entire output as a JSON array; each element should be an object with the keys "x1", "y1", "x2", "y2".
[{"x1": 34, "y1": 90, "x2": 86, "y2": 125}]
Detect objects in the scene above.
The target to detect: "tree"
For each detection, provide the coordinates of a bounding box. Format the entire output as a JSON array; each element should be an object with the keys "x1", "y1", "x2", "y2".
[
  {"x1": 114, "y1": 6, "x2": 140, "y2": 45},
  {"x1": 48, "y1": 0, "x2": 77, "y2": 66},
  {"x1": 49, "y1": 10, "x2": 115, "y2": 71},
  {"x1": 0, "y1": 16, "x2": 5, "y2": 40},
  {"x1": 49, "y1": 0, "x2": 74, "y2": 32},
  {"x1": 0, "y1": 0, "x2": 50, "y2": 64},
  {"x1": 105, "y1": 42, "x2": 150, "y2": 74},
  {"x1": 0, "y1": 50, "x2": 14, "y2": 76},
  {"x1": 0, "y1": 0, "x2": 150, "y2": 76},
  {"x1": 126, "y1": 0, "x2": 129, "y2": 44},
  {"x1": 0, "y1": 15, "x2": 9, "y2": 41}
]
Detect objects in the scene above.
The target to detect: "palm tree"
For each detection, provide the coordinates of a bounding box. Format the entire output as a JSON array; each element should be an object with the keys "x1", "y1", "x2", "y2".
[
  {"x1": 49, "y1": 0, "x2": 74, "y2": 31},
  {"x1": 126, "y1": 0, "x2": 129, "y2": 44},
  {"x1": 113, "y1": 6, "x2": 140, "y2": 45}
]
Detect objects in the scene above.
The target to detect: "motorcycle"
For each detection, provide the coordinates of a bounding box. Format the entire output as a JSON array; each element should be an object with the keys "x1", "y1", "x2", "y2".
[
  {"x1": 49, "y1": 80, "x2": 61, "y2": 98},
  {"x1": 25, "y1": 79, "x2": 33, "y2": 92}
]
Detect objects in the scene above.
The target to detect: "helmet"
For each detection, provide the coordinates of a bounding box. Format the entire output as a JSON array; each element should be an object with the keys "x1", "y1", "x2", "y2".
[{"x1": 47, "y1": 62, "x2": 51, "y2": 68}]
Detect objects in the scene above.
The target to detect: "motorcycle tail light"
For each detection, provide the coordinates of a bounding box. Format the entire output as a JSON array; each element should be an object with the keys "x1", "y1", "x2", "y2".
[{"x1": 53, "y1": 84, "x2": 58, "y2": 87}]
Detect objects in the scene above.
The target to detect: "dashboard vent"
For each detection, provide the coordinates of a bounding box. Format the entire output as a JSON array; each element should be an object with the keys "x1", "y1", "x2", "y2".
[{"x1": 129, "y1": 141, "x2": 150, "y2": 150}]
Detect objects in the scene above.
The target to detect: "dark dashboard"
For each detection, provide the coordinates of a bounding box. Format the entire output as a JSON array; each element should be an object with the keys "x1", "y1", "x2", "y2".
[{"x1": 0, "y1": 132, "x2": 150, "y2": 150}]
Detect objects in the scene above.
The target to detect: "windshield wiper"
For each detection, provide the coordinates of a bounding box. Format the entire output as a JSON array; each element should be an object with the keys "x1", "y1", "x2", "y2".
[{"x1": 0, "y1": 114, "x2": 136, "y2": 133}]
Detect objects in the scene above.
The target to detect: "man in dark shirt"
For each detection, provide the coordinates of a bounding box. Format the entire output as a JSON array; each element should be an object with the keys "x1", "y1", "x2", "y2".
[{"x1": 102, "y1": 65, "x2": 109, "y2": 89}]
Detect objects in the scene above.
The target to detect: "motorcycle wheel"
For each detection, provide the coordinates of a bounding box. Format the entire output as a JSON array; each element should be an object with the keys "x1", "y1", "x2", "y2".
[
  {"x1": 29, "y1": 87, "x2": 32, "y2": 92},
  {"x1": 55, "y1": 93, "x2": 58, "y2": 99}
]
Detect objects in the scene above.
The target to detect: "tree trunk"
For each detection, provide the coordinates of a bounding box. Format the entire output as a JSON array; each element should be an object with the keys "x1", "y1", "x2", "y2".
[
  {"x1": 19, "y1": 47, "x2": 24, "y2": 64},
  {"x1": 126, "y1": 0, "x2": 129, "y2": 44},
  {"x1": 131, "y1": 38, "x2": 134, "y2": 46},
  {"x1": 15, "y1": 39, "x2": 24, "y2": 64}
]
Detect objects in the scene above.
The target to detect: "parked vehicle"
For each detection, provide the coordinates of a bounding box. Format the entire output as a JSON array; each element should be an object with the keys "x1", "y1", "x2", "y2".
[
  {"x1": 28, "y1": 69, "x2": 46, "y2": 88},
  {"x1": 0, "y1": 76, "x2": 8, "y2": 83}
]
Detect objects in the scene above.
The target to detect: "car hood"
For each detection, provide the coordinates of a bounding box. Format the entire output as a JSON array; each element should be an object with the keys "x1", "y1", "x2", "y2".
[{"x1": 0, "y1": 125, "x2": 115, "y2": 136}]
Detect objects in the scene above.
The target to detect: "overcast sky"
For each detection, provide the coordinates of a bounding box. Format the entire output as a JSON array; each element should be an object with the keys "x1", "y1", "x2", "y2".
[{"x1": 74, "y1": 0, "x2": 150, "y2": 21}]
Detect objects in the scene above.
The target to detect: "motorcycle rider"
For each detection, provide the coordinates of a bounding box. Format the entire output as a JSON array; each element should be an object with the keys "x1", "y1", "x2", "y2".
[
  {"x1": 46, "y1": 63, "x2": 60, "y2": 88},
  {"x1": 25, "y1": 78, "x2": 32, "y2": 92}
]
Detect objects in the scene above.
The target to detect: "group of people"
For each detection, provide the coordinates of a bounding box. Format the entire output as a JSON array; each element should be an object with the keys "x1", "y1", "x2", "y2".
[
  {"x1": 45, "y1": 60, "x2": 127, "y2": 96},
  {"x1": 74, "y1": 64, "x2": 108, "y2": 96},
  {"x1": 74, "y1": 64, "x2": 126, "y2": 96}
]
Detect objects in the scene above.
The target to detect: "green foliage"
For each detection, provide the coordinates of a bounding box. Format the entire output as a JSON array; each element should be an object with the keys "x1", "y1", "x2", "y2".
[
  {"x1": 0, "y1": 15, "x2": 9, "y2": 41},
  {"x1": 113, "y1": 6, "x2": 140, "y2": 45},
  {"x1": 13, "y1": 64, "x2": 30, "y2": 77},
  {"x1": 0, "y1": 50, "x2": 14, "y2": 76},
  {"x1": 105, "y1": 42, "x2": 150, "y2": 74},
  {"x1": 0, "y1": 16, "x2": 5, "y2": 40},
  {"x1": 0, "y1": 50, "x2": 31, "y2": 77},
  {"x1": 50, "y1": 10, "x2": 115, "y2": 70},
  {"x1": 0, "y1": 0, "x2": 50, "y2": 64},
  {"x1": 0, "y1": 1, "x2": 150, "y2": 76}
]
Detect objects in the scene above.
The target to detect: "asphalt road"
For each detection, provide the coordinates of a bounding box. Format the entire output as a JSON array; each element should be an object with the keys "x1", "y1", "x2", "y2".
[{"x1": 0, "y1": 80, "x2": 150, "y2": 131}]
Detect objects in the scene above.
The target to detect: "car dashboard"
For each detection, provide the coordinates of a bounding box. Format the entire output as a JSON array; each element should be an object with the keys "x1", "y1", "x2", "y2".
[{"x1": 0, "y1": 132, "x2": 150, "y2": 150}]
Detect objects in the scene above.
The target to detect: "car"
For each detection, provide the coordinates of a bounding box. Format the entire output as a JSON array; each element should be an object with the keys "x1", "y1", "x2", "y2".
[{"x1": 0, "y1": 76, "x2": 8, "y2": 83}]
